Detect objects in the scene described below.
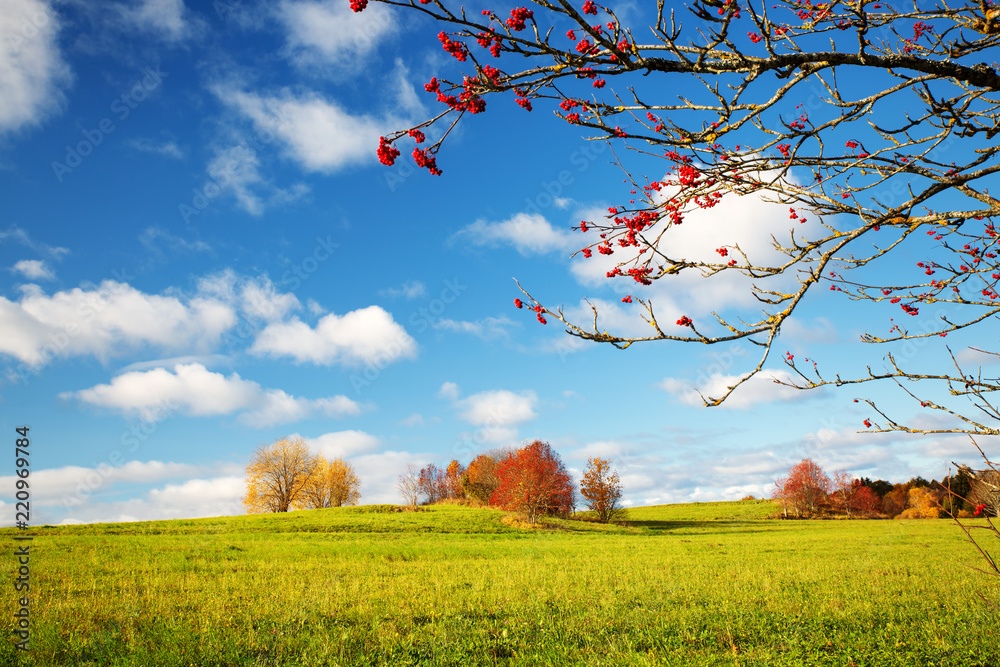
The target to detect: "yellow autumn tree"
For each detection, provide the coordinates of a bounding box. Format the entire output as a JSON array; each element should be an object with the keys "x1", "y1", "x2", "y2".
[
  {"x1": 296, "y1": 455, "x2": 361, "y2": 509},
  {"x1": 897, "y1": 487, "x2": 942, "y2": 520},
  {"x1": 244, "y1": 436, "x2": 319, "y2": 513}
]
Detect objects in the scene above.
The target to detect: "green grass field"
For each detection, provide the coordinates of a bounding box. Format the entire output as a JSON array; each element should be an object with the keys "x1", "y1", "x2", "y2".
[{"x1": 2, "y1": 501, "x2": 998, "y2": 666}]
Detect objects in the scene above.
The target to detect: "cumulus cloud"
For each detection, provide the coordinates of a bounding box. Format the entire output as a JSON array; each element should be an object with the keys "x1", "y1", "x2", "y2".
[
  {"x1": 438, "y1": 381, "x2": 460, "y2": 400},
  {"x1": 0, "y1": 226, "x2": 69, "y2": 259},
  {"x1": 456, "y1": 389, "x2": 538, "y2": 427},
  {"x1": 52, "y1": 475, "x2": 247, "y2": 525},
  {"x1": 0, "y1": 280, "x2": 236, "y2": 366},
  {"x1": 302, "y1": 429, "x2": 382, "y2": 459},
  {"x1": 251, "y1": 306, "x2": 416, "y2": 366},
  {"x1": 10, "y1": 259, "x2": 54, "y2": 280},
  {"x1": 278, "y1": 0, "x2": 397, "y2": 70},
  {"x1": 452, "y1": 213, "x2": 577, "y2": 256},
  {"x1": 435, "y1": 316, "x2": 516, "y2": 340},
  {"x1": 124, "y1": 0, "x2": 198, "y2": 42},
  {"x1": 659, "y1": 369, "x2": 817, "y2": 409},
  {"x1": 196, "y1": 270, "x2": 301, "y2": 323},
  {"x1": 0, "y1": 273, "x2": 309, "y2": 368},
  {"x1": 399, "y1": 413, "x2": 424, "y2": 427},
  {"x1": 63, "y1": 362, "x2": 361, "y2": 426},
  {"x1": 216, "y1": 87, "x2": 405, "y2": 174},
  {"x1": 379, "y1": 281, "x2": 426, "y2": 300},
  {"x1": 0, "y1": 459, "x2": 209, "y2": 506},
  {"x1": 0, "y1": 0, "x2": 72, "y2": 135},
  {"x1": 138, "y1": 226, "x2": 210, "y2": 255},
  {"x1": 127, "y1": 137, "x2": 184, "y2": 159},
  {"x1": 205, "y1": 144, "x2": 309, "y2": 215}
]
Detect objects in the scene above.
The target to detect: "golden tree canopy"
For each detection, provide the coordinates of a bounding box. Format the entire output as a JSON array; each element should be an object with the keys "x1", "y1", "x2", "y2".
[
  {"x1": 297, "y1": 455, "x2": 362, "y2": 509},
  {"x1": 244, "y1": 436, "x2": 319, "y2": 513}
]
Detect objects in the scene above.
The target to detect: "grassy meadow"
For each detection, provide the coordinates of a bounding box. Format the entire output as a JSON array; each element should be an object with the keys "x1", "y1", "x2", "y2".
[{"x1": 2, "y1": 500, "x2": 998, "y2": 666}]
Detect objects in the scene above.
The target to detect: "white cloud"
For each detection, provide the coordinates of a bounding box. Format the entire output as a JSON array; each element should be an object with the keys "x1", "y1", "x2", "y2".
[
  {"x1": 457, "y1": 389, "x2": 538, "y2": 427},
  {"x1": 196, "y1": 270, "x2": 300, "y2": 323},
  {"x1": 351, "y1": 450, "x2": 431, "y2": 504},
  {"x1": 206, "y1": 144, "x2": 309, "y2": 215},
  {"x1": 0, "y1": 0, "x2": 72, "y2": 135},
  {"x1": 399, "y1": 413, "x2": 424, "y2": 427},
  {"x1": 139, "y1": 226, "x2": 211, "y2": 254},
  {"x1": 127, "y1": 137, "x2": 184, "y2": 159},
  {"x1": 251, "y1": 306, "x2": 417, "y2": 366},
  {"x1": 659, "y1": 369, "x2": 813, "y2": 409},
  {"x1": 52, "y1": 475, "x2": 247, "y2": 525},
  {"x1": 278, "y1": 0, "x2": 397, "y2": 70},
  {"x1": 436, "y1": 316, "x2": 516, "y2": 340},
  {"x1": 566, "y1": 179, "x2": 818, "y2": 324},
  {"x1": 438, "y1": 381, "x2": 460, "y2": 400},
  {"x1": 217, "y1": 87, "x2": 404, "y2": 174},
  {"x1": 63, "y1": 362, "x2": 361, "y2": 426},
  {"x1": 10, "y1": 259, "x2": 54, "y2": 280},
  {"x1": 124, "y1": 0, "x2": 196, "y2": 42},
  {"x1": 955, "y1": 347, "x2": 1000, "y2": 369},
  {"x1": 303, "y1": 429, "x2": 382, "y2": 459},
  {"x1": 0, "y1": 280, "x2": 236, "y2": 366},
  {"x1": 0, "y1": 225, "x2": 69, "y2": 259},
  {"x1": 379, "y1": 281, "x2": 426, "y2": 300},
  {"x1": 452, "y1": 213, "x2": 577, "y2": 256},
  {"x1": 0, "y1": 460, "x2": 207, "y2": 505}
]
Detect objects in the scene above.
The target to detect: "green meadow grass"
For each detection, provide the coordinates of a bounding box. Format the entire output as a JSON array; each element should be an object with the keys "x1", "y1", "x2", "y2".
[{"x1": 2, "y1": 501, "x2": 997, "y2": 666}]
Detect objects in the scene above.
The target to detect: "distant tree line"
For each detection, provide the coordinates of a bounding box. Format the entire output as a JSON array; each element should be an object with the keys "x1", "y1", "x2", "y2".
[
  {"x1": 398, "y1": 440, "x2": 624, "y2": 525},
  {"x1": 773, "y1": 458, "x2": 989, "y2": 519}
]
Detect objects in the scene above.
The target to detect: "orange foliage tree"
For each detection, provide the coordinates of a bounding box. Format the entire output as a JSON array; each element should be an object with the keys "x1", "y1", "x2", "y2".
[
  {"x1": 491, "y1": 440, "x2": 574, "y2": 524},
  {"x1": 445, "y1": 459, "x2": 465, "y2": 499},
  {"x1": 898, "y1": 487, "x2": 942, "y2": 519},
  {"x1": 297, "y1": 455, "x2": 361, "y2": 509},
  {"x1": 580, "y1": 457, "x2": 624, "y2": 523},
  {"x1": 244, "y1": 436, "x2": 319, "y2": 513},
  {"x1": 462, "y1": 453, "x2": 502, "y2": 505}
]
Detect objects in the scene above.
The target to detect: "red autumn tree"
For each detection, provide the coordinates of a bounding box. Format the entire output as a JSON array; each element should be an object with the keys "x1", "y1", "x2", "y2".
[
  {"x1": 491, "y1": 440, "x2": 574, "y2": 524},
  {"x1": 774, "y1": 459, "x2": 830, "y2": 518},
  {"x1": 579, "y1": 456, "x2": 624, "y2": 523},
  {"x1": 852, "y1": 485, "x2": 882, "y2": 518}
]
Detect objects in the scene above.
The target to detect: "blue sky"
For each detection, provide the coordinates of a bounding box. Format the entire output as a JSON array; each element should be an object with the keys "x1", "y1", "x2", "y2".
[{"x1": 0, "y1": 0, "x2": 987, "y2": 525}]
